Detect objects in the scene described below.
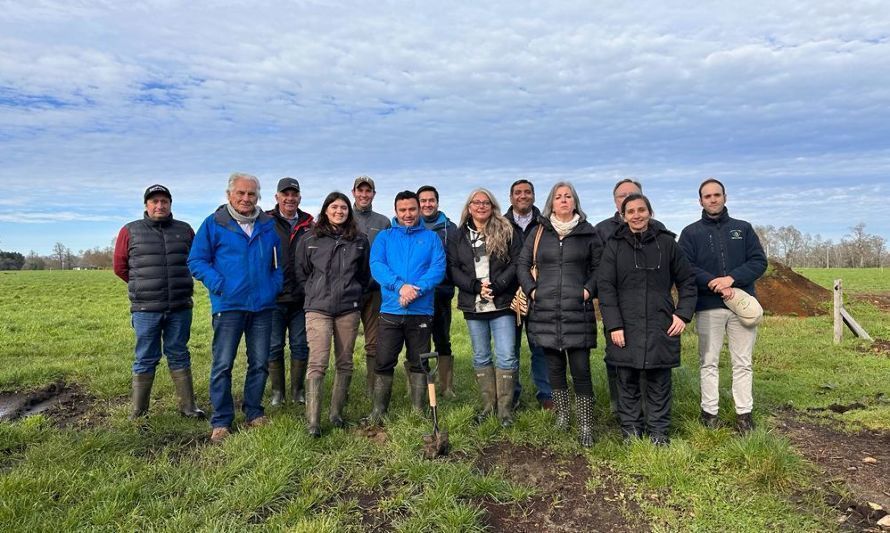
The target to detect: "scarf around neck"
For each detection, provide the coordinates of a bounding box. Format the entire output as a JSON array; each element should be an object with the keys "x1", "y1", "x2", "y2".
[
  {"x1": 226, "y1": 203, "x2": 261, "y2": 224},
  {"x1": 549, "y1": 213, "x2": 580, "y2": 237}
]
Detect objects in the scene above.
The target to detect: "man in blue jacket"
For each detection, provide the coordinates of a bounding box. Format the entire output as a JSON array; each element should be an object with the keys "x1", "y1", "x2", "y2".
[
  {"x1": 363, "y1": 190, "x2": 446, "y2": 424},
  {"x1": 678, "y1": 178, "x2": 767, "y2": 433},
  {"x1": 188, "y1": 173, "x2": 284, "y2": 443}
]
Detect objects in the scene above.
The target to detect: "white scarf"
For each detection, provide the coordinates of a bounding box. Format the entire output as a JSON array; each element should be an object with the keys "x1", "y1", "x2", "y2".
[{"x1": 549, "y1": 213, "x2": 580, "y2": 237}]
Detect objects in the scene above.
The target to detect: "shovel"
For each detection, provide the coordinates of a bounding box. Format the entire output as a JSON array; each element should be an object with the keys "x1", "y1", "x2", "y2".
[{"x1": 419, "y1": 351, "x2": 450, "y2": 459}]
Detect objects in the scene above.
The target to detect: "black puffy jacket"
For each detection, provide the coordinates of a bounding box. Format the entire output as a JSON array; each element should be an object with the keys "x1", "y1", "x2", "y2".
[
  {"x1": 294, "y1": 229, "x2": 370, "y2": 316},
  {"x1": 597, "y1": 224, "x2": 697, "y2": 369},
  {"x1": 517, "y1": 216, "x2": 602, "y2": 350},
  {"x1": 447, "y1": 222, "x2": 523, "y2": 316},
  {"x1": 121, "y1": 214, "x2": 194, "y2": 313}
]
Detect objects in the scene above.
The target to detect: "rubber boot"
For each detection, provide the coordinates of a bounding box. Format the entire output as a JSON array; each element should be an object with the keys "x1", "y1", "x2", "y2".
[
  {"x1": 474, "y1": 366, "x2": 496, "y2": 423},
  {"x1": 496, "y1": 369, "x2": 517, "y2": 427},
  {"x1": 408, "y1": 371, "x2": 428, "y2": 414},
  {"x1": 403, "y1": 360, "x2": 413, "y2": 399},
  {"x1": 551, "y1": 388, "x2": 571, "y2": 431},
  {"x1": 577, "y1": 394, "x2": 596, "y2": 447},
  {"x1": 290, "y1": 359, "x2": 307, "y2": 404},
  {"x1": 329, "y1": 373, "x2": 352, "y2": 428},
  {"x1": 362, "y1": 373, "x2": 393, "y2": 426},
  {"x1": 365, "y1": 356, "x2": 377, "y2": 398},
  {"x1": 438, "y1": 355, "x2": 456, "y2": 399},
  {"x1": 305, "y1": 376, "x2": 323, "y2": 438},
  {"x1": 169, "y1": 368, "x2": 206, "y2": 419},
  {"x1": 268, "y1": 358, "x2": 285, "y2": 406},
  {"x1": 130, "y1": 372, "x2": 155, "y2": 420}
]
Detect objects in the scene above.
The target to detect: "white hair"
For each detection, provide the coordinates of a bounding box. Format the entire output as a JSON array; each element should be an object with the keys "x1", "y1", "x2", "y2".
[{"x1": 227, "y1": 172, "x2": 261, "y2": 200}]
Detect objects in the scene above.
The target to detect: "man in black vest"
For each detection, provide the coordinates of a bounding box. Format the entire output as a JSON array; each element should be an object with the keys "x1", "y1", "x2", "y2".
[
  {"x1": 113, "y1": 184, "x2": 205, "y2": 420},
  {"x1": 266, "y1": 177, "x2": 314, "y2": 405}
]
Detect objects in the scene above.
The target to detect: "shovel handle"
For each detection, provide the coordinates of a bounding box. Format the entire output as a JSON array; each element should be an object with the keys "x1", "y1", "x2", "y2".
[{"x1": 427, "y1": 382, "x2": 437, "y2": 408}]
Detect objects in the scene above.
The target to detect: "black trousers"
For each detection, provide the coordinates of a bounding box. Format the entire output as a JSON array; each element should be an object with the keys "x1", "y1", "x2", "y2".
[
  {"x1": 543, "y1": 347, "x2": 593, "y2": 396},
  {"x1": 615, "y1": 366, "x2": 672, "y2": 437},
  {"x1": 374, "y1": 313, "x2": 432, "y2": 375},
  {"x1": 431, "y1": 292, "x2": 453, "y2": 357}
]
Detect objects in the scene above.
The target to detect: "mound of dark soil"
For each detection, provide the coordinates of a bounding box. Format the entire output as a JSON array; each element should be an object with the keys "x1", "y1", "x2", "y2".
[
  {"x1": 476, "y1": 443, "x2": 645, "y2": 532},
  {"x1": 756, "y1": 261, "x2": 830, "y2": 316}
]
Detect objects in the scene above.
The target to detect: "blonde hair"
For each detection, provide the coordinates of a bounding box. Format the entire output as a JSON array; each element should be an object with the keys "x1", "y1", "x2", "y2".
[{"x1": 459, "y1": 188, "x2": 514, "y2": 261}]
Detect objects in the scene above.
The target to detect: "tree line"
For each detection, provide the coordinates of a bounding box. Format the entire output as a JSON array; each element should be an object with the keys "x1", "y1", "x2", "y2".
[
  {"x1": 1, "y1": 223, "x2": 886, "y2": 271},
  {"x1": 754, "y1": 222, "x2": 886, "y2": 268}
]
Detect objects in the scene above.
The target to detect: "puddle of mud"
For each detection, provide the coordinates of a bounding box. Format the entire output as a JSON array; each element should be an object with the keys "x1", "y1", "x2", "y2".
[{"x1": 0, "y1": 382, "x2": 94, "y2": 427}]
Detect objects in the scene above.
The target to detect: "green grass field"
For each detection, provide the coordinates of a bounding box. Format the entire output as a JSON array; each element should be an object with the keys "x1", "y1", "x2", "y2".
[
  {"x1": 0, "y1": 270, "x2": 888, "y2": 531},
  {"x1": 797, "y1": 267, "x2": 890, "y2": 292}
]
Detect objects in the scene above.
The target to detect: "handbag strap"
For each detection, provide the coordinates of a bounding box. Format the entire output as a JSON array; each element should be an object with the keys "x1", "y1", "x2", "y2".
[{"x1": 530, "y1": 225, "x2": 543, "y2": 278}]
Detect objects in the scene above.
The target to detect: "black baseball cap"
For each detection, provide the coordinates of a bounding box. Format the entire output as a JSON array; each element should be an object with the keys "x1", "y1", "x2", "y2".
[
  {"x1": 144, "y1": 184, "x2": 172, "y2": 202},
  {"x1": 277, "y1": 177, "x2": 301, "y2": 193}
]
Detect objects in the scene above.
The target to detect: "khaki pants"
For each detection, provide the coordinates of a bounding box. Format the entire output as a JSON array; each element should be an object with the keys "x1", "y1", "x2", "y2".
[
  {"x1": 360, "y1": 291, "x2": 382, "y2": 358},
  {"x1": 306, "y1": 311, "x2": 360, "y2": 380},
  {"x1": 696, "y1": 308, "x2": 757, "y2": 415}
]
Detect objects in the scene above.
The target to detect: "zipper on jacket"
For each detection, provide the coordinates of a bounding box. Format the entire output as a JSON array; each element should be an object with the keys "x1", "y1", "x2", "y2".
[{"x1": 557, "y1": 237, "x2": 564, "y2": 349}]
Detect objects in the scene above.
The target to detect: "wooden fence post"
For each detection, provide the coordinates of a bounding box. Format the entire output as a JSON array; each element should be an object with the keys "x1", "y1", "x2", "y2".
[{"x1": 833, "y1": 279, "x2": 843, "y2": 344}]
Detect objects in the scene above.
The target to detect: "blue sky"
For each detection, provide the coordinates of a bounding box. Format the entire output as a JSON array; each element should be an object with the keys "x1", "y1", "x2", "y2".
[{"x1": 1, "y1": 1, "x2": 889, "y2": 254}]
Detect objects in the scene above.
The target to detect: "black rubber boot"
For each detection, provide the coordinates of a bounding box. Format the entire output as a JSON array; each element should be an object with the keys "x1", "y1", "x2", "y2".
[
  {"x1": 130, "y1": 372, "x2": 155, "y2": 420},
  {"x1": 329, "y1": 373, "x2": 352, "y2": 428},
  {"x1": 496, "y1": 369, "x2": 517, "y2": 427},
  {"x1": 551, "y1": 388, "x2": 571, "y2": 431},
  {"x1": 408, "y1": 371, "x2": 428, "y2": 414},
  {"x1": 169, "y1": 368, "x2": 206, "y2": 419},
  {"x1": 290, "y1": 359, "x2": 307, "y2": 404},
  {"x1": 268, "y1": 358, "x2": 285, "y2": 406},
  {"x1": 577, "y1": 394, "x2": 596, "y2": 447},
  {"x1": 438, "y1": 355, "x2": 456, "y2": 399},
  {"x1": 474, "y1": 366, "x2": 496, "y2": 423},
  {"x1": 305, "y1": 376, "x2": 323, "y2": 437},
  {"x1": 362, "y1": 373, "x2": 393, "y2": 426},
  {"x1": 736, "y1": 412, "x2": 755, "y2": 434}
]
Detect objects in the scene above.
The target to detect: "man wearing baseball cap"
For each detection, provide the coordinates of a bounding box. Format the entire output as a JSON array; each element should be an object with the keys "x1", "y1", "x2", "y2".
[
  {"x1": 351, "y1": 176, "x2": 391, "y2": 396},
  {"x1": 265, "y1": 177, "x2": 314, "y2": 406},
  {"x1": 113, "y1": 184, "x2": 205, "y2": 420}
]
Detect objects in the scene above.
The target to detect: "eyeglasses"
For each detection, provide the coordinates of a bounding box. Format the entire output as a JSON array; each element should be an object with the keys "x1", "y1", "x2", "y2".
[
  {"x1": 470, "y1": 200, "x2": 492, "y2": 207},
  {"x1": 633, "y1": 239, "x2": 661, "y2": 271}
]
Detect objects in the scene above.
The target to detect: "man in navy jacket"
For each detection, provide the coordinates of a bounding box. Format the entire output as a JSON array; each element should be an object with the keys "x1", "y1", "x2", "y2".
[
  {"x1": 189, "y1": 173, "x2": 284, "y2": 443},
  {"x1": 678, "y1": 178, "x2": 767, "y2": 433},
  {"x1": 363, "y1": 190, "x2": 446, "y2": 424}
]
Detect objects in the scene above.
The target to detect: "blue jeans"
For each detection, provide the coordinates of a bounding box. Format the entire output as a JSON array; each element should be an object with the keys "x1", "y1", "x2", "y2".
[
  {"x1": 269, "y1": 303, "x2": 308, "y2": 362},
  {"x1": 467, "y1": 314, "x2": 518, "y2": 370},
  {"x1": 514, "y1": 320, "x2": 552, "y2": 401},
  {"x1": 131, "y1": 309, "x2": 192, "y2": 374},
  {"x1": 209, "y1": 309, "x2": 273, "y2": 428}
]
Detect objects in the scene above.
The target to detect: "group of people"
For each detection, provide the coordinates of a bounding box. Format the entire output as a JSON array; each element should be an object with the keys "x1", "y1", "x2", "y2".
[{"x1": 113, "y1": 173, "x2": 767, "y2": 447}]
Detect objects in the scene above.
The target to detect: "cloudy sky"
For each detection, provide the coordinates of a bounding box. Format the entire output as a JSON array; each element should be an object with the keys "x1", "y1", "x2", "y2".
[{"x1": 1, "y1": 1, "x2": 889, "y2": 255}]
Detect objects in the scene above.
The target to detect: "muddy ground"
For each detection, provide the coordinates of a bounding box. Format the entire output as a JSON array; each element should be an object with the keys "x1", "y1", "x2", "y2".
[
  {"x1": 0, "y1": 381, "x2": 95, "y2": 427},
  {"x1": 476, "y1": 444, "x2": 645, "y2": 532},
  {"x1": 776, "y1": 412, "x2": 890, "y2": 531}
]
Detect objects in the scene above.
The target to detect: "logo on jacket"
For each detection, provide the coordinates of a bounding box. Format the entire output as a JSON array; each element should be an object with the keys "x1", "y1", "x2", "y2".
[{"x1": 729, "y1": 229, "x2": 743, "y2": 240}]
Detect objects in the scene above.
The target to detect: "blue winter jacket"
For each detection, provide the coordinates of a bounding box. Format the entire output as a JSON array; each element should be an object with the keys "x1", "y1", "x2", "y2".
[
  {"x1": 370, "y1": 217, "x2": 446, "y2": 316},
  {"x1": 678, "y1": 208, "x2": 767, "y2": 312},
  {"x1": 188, "y1": 205, "x2": 284, "y2": 314}
]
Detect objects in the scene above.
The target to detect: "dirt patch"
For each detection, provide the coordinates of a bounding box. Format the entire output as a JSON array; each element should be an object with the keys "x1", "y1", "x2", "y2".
[
  {"x1": 337, "y1": 487, "x2": 400, "y2": 532},
  {"x1": 756, "y1": 261, "x2": 830, "y2": 316},
  {"x1": 475, "y1": 443, "x2": 645, "y2": 532},
  {"x1": 355, "y1": 425, "x2": 390, "y2": 445},
  {"x1": 861, "y1": 339, "x2": 890, "y2": 356},
  {"x1": 855, "y1": 293, "x2": 890, "y2": 313},
  {"x1": 0, "y1": 382, "x2": 95, "y2": 427},
  {"x1": 776, "y1": 413, "x2": 890, "y2": 529}
]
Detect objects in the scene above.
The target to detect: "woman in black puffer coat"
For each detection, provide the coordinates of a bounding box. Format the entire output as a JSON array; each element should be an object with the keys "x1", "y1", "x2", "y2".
[
  {"x1": 597, "y1": 194, "x2": 696, "y2": 446},
  {"x1": 517, "y1": 181, "x2": 602, "y2": 447}
]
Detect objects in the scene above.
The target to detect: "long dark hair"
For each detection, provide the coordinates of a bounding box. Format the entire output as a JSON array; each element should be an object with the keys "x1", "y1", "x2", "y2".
[{"x1": 315, "y1": 191, "x2": 358, "y2": 240}]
